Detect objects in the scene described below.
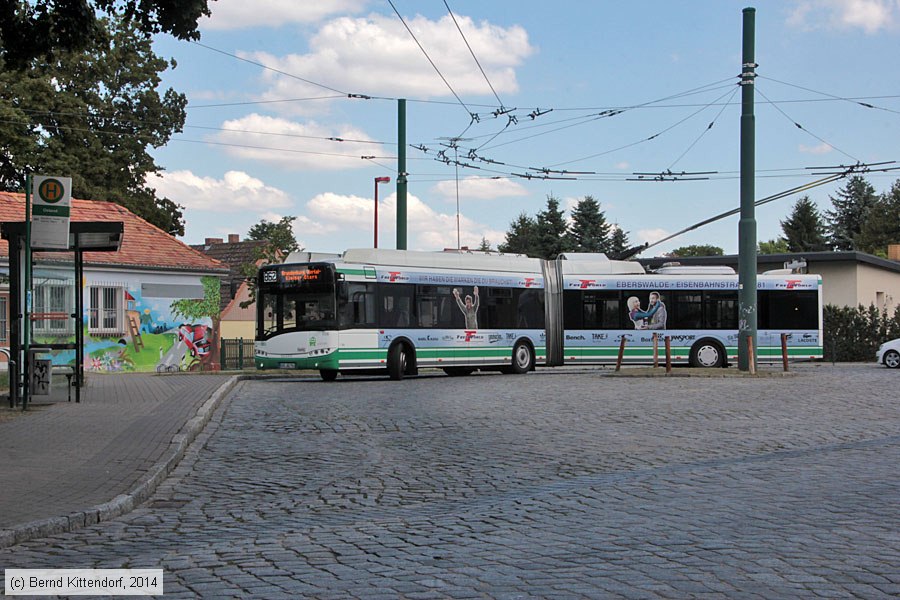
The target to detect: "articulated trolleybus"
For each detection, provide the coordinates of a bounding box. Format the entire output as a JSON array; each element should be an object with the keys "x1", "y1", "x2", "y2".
[{"x1": 255, "y1": 248, "x2": 823, "y2": 380}]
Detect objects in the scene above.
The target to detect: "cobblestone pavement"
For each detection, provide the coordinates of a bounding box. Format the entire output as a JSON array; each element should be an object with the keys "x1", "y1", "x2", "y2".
[{"x1": 2, "y1": 363, "x2": 899, "y2": 598}]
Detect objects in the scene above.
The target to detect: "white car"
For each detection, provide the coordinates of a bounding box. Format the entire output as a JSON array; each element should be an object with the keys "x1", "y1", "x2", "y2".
[{"x1": 876, "y1": 338, "x2": 900, "y2": 369}]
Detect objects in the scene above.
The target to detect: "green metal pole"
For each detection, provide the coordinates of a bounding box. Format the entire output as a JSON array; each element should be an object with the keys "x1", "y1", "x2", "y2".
[
  {"x1": 738, "y1": 7, "x2": 757, "y2": 372},
  {"x1": 396, "y1": 99, "x2": 408, "y2": 250},
  {"x1": 23, "y1": 174, "x2": 32, "y2": 409}
]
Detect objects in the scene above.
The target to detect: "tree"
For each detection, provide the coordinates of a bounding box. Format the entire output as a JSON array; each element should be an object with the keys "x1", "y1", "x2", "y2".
[
  {"x1": 240, "y1": 216, "x2": 302, "y2": 309},
  {"x1": 534, "y1": 195, "x2": 571, "y2": 259},
  {"x1": 608, "y1": 225, "x2": 631, "y2": 256},
  {"x1": 565, "y1": 195, "x2": 611, "y2": 253},
  {"x1": 498, "y1": 212, "x2": 538, "y2": 256},
  {"x1": 855, "y1": 180, "x2": 900, "y2": 256},
  {"x1": 781, "y1": 196, "x2": 829, "y2": 252},
  {"x1": 247, "y1": 216, "x2": 301, "y2": 255},
  {"x1": 667, "y1": 244, "x2": 724, "y2": 258},
  {"x1": 825, "y1": 176, "x2": 878, "y2": 251},
  {"x1": 0, "y1": 17, "x2": 187, "y2": 235},
  {"x1": 477, "y1": 236, "x2": 492, "y2": 252},
  {"x1": 758, "y1": 238, "x2": 789, "y2": 254},
  {"x1": 0, "y1": 0, "x2": 211, "y2": 69}
]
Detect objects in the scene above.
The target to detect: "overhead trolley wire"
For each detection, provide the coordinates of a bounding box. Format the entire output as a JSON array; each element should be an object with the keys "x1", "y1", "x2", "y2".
[
  {"x1": 756, "y1": 86, "x2": 860, "y2": 163},
  {"x1": 758, "y1": 75, "x2": 900, "y2": 116},
  {"x1": 3, "y1": 106, "x2": 395, "y2": 147},
  {"x1": 386, "y1": 0, "x2": 473, "y2": 120},
  {"x1": 443, "y1": 0, "x2": 504, "y2": 108},
  {"x1": 667, "y1": 86, "x2": 740, "y2": 171},
  {"x1": 191, "y1": 41, "x2": 351, "y2": 96},
  {"x1": 544, "y1": 85, "x2": 740, "y2": 169}
]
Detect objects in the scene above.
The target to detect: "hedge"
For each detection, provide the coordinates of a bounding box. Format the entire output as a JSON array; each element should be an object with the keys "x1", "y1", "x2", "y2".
[{"x1": 823, "y1": 304, "x2": 900, "y2": 362}]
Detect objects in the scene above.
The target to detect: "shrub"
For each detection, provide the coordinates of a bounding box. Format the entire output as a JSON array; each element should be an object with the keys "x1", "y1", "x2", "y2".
[{"x1": 823, "y1": 304, "x2": 900, "y2": 361}]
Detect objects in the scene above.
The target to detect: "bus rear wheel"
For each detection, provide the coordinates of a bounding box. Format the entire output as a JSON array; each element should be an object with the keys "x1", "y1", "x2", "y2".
[
  {"x1": 504, "y1": 340, "x2": 534, "y2": 374},
  {"x1": 388, "y1": 343, "x2": 409, "y2": 380},
  {"x1": 320, "y1": 369, "x2": 338, "y2": 382},
  {"x1": 690, "y1": 339, "x2": 726, "y2": 368}
]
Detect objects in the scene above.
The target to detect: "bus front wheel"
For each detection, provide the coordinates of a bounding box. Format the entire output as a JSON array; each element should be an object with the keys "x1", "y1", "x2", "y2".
[
  {"x1": 320, "y1": 369, "x2": 338, "y2": 382},
  {"x1": 689, "y1": 339, "x2": 726, "y2": 368},
  {"x1": 388, "y1": 343, "x2": 409, "y2": 380}
]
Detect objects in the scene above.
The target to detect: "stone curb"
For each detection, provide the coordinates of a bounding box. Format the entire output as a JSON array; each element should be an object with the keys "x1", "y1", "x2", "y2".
[
  {"x1": 609, "y1": 367, "x2": 798, "y2": 378},
  {"x1": 0, "y1": 374, "x2": 245, "y2": 549}
]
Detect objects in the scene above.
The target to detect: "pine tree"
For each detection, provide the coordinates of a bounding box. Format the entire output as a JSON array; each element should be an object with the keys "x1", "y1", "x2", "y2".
[
  {"x1": 608, "y1": 225, "x2": 630, "y2": 256},
  {"x1": 781, "y1": 196, "x2": 829, "y2": 252},
  {"x1": 825, "y1": 176, "x2": 878, "y2": 251},
  {"x1": 534, "y1": 195, "x2": 571, "y2": 259},
  {"x1": 477, "y1": 237, "x2": 492, "y2": 252},
  {"x1": 498, "y1": 212, "x2": 539, "y2": 255},
  {"x1": 856, "y1": 180, "x2": 900, "y2": 256},
  {"x1": 565, "y1": 195, "x2": 611, "y2": 253}
]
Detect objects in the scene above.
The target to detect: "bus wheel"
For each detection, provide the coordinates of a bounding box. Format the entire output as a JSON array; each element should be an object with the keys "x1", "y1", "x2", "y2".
[
  {"x1": 506, "y1": 340, "x2": 534, "y2": 374},
  {"x1": 690, "y1": 339, "x2": 725, "y2": 368},
  {"x1": 388, "y1": 343, "x2": 409, "y2": 380},
  {"x1": 320, "y1": 369, "x2": 338, "y2": 382},
  {"x1": 443, "y1": 367, "x2": 474, "y2": 377}
]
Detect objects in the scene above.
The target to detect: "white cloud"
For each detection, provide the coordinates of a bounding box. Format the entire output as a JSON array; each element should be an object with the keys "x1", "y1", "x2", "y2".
[
  {"x1": 211, "y1": 114, "x2": 381, "y2": 171},
  {"x1": 431, "y1": 177, "x2": 528, "y2": 200},
  {"x1": 243, "y1": 14, "x2": 534, "y2": 106},
  {"x1": 297, "y1": 191, "x2": 505, "y2": 250},
  {"x1": 614, "y1": 161, "x2": 630, "y2": 170},
  {"x1": 562, "y1": 196, "x2": 580, "y2": 214},
  {"x1": 787, "y1": 0, "x2": 899, "y2": 33},
  {"x1": 635, "y1": 228, "x2": 670, "y2": 246},
  {"x1": 147, "y1": 170, "x2": 294, "y2": 211},
  {"x1": 799, "y1": 142, "x2": 833, "y2": 154},
  {"x1": 202, "y1": 0, "x2": 367, "y2": 30}
]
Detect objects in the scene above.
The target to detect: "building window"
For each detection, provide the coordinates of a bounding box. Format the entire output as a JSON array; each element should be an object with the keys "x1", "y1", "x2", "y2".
[
  {"x1": 89, "y1": 285, "x2": 124, "y2": 335},
  {"x1": 33, "y1": 283, "x2": 73, "y2": 335}
]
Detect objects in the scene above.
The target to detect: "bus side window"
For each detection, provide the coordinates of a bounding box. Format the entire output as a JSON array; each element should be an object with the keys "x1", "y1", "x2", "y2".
[
  {"x1": 338, "y1": 283, "x2": 375, "y2": 328},
  {"x1": 379, "y1": 285, "x2": 414, "y2": 328},
  {"x1": 759, "y1": 290, "x2": 818, "y2": 329},
  {"x1": 671, "y1": 291, "x2": 702, "y2": 329},
  {"x1": 518, "y1": 289, "x2": 545, "y2": 329}
]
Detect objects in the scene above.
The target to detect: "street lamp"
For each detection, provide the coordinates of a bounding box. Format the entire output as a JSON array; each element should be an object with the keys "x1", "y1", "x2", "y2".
[{"x1": 374, "y1": 176, "x2": 391, "y2": 248}]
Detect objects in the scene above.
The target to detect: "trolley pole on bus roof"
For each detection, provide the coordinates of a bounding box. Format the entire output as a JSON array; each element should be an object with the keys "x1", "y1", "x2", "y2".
[
  {"x1": 738, "y1": 7, "x2": 758, "y2": 372},
  {"x1": 396, "y1": 98, "x2": 408, "y2": 250}
]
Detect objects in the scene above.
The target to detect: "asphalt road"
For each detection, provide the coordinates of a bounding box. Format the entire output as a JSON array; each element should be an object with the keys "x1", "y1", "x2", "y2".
[{"x1": 2, "y1": 363, "x2": 899, "y2": 598}]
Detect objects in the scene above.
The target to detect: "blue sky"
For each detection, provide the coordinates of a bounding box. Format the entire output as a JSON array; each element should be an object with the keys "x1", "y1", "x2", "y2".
[{"x1": 147, "y1": 0, "x2": 900, "y2": 256}]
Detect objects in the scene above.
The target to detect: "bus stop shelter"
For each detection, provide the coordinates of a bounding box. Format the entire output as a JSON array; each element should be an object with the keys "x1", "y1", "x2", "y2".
[{"x1": 2, "y1": 220, "x2": 123, "y2": 408}]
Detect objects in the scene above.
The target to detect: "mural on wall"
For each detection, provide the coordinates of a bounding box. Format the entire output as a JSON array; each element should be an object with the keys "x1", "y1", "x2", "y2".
[{"x1": 32, "y1": 275, "x2": 219, "y2": 373}]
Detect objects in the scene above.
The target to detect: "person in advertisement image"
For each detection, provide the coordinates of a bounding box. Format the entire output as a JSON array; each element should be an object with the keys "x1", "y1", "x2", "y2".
[
  {"x1": 647, "y1": 291, "x2": 667, "y2": 330},
  {"x1": 626, "y1": 292, "x2": 665, "y2": 330},
  {"x1": 453, "y1": 286, "x2": 480, "y2": 329}
]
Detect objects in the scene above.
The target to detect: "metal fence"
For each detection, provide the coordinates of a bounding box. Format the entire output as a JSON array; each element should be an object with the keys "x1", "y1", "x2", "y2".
[{"x1": 220, "y1": 338, "x2": 255, "y2": 370}]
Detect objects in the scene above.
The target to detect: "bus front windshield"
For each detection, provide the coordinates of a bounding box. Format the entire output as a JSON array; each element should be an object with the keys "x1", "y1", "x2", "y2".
[{"x1": 258, "y1": 266, "x2": 337, "y2": 337}]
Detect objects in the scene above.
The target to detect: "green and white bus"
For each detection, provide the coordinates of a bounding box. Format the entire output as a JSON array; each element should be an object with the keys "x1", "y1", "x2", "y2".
[{"x1": 255, "y1": 248, "x2": 822, "y2": 380}]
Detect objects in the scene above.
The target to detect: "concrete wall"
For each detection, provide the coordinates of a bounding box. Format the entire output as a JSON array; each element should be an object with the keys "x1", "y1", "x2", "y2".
[
  {"x1": 805, "y1": 261, "x2": 899, "y2": 312},
  {"x1": 856, "y1": 263, "x2": 899, "y2": 313}
]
